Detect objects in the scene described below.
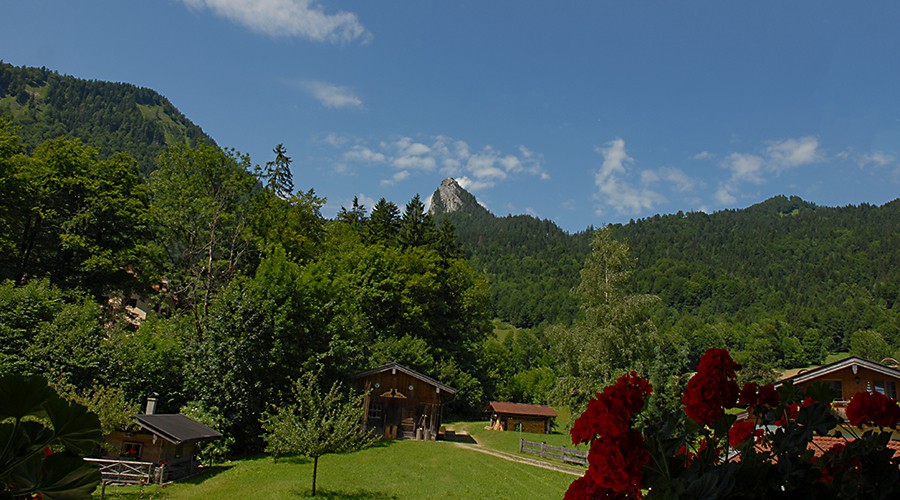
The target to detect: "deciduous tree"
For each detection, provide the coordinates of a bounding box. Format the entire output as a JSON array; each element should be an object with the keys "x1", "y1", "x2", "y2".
[{"x1": 261, "y1": 371, "x2": 375, "y2": 496}]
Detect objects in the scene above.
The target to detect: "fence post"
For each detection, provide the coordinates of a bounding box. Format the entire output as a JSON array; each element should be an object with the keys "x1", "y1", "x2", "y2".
[
  {"x1": 540, "y1": 442, "x2": 545, "y2": 458},
  {"x1": 519, "y1": 437, "x2": 524, "y2": 452}
]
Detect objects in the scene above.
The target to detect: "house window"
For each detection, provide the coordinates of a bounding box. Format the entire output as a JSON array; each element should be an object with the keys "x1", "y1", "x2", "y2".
[
  {"x1": 824, "y1": 380, "x2": 843, "y2": 401},
  {"x1": 368, "y1": 401, "x2": 383, "y2": 420},
  {"x1": 121, "y1": 442, "x2": 142, "y2": 460},
  {"x1": 874, "y1": 380, "x2": 897, "y2": 399}
]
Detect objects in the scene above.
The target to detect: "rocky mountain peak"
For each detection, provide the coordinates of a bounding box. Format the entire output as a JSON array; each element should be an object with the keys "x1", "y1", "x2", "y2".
[{"x1": 429, "y1": 178, "x2": 482, "y2": 215}]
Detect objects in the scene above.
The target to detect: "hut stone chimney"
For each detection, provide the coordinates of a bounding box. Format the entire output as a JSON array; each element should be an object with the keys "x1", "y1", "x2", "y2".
[{"x1": 145, "y1": 397, "x2": 157, "y2": 415}]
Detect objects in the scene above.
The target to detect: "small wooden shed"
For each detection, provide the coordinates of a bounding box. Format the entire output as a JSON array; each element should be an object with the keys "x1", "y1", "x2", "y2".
[
  {"x1": 352, "y1": 362, "x2": 456, "y2": 440},
  {"x1": 102, "y1": 403, "x2": 222, "y2": 481},
  {"x1": 485, "y1": 401, "x2": 557, "y2": 434}
]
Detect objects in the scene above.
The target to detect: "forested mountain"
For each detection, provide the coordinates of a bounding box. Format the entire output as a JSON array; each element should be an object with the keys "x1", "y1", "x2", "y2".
[
  {"x1": 432, "y1": 179, "x2": 899, "y2": 374},
  {"x1": 613, "y1": 196, "x2": 900, "y2": 370},
  {"x1": 431, "y1": 178, "x2": 593, "y2": 327},
  {"x1": 3, "y1": 62, "x2": 899, "y2": 454},
  {"x1": 0, "y1": 62, "x2": 211, "y2": 173}
]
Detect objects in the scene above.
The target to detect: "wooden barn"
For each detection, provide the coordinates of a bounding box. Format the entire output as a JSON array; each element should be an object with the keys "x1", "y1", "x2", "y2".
[
  {"x1": 352, "y1": 362, "x2": 456, "y2": 440},
  {"x1": 485, "y1": 401, "x2": 557, "y2": 434},
  {"x1": 101, "y1": 398, "x2": 222, "y2": 481}
]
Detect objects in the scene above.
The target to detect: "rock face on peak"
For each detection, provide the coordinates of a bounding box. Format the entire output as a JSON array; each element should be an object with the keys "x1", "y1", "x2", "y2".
[{"x1": 428, "y1": 178, "x2": 486, "y2": 216}]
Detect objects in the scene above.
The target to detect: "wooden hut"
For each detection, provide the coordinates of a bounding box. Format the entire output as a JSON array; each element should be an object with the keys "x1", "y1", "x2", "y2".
[
  {"x1": 101, "y1": 399, "x2": 222, "y2": 481},
  {"x1": 485, "y1": 401, "x2": 557, "y2": 434},
  {"x1": 352, "y1": 362, "x2": 456, "y2": 440}
]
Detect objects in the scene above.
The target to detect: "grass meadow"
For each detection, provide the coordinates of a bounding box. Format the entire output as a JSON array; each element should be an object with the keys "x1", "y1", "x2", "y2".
[{"x1": 94, "y1": 436, "x2": 576, "y2": 499}]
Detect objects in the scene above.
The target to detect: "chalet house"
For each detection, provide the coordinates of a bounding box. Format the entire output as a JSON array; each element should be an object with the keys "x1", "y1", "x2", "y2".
[
  {"x1": 101, "y1": 398, "x2": 222, "y2": 481},
  {"x1": 485, "y1": 401, "x2": 557, "y2": 434},
  {"x1": 351, "y1": 362, "x2": 456, "y2": 440},
  {"x1": 775, "y1": 356, "x2": 900, "y2": 422}
]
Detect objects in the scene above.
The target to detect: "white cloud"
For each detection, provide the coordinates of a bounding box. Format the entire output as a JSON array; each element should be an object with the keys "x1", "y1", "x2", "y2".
[
  {"x1": 330, "y1": 134, "x2": 546, "y2": 187},
  {"x1": 343, "y1": 146, "x2": 386, "y2": 163},
  {"x1": 722, "y1": 153, "x2": 766, "y2": 184},
  {"x1": 714, "y1": 136, "x2": 823, "y2": 206},
  {"x1": 301, "y1": 80, "x2": 363, "y2": 109},
  {"x1": 641, "y1": 167, "x2": 695, "y2": 193},
  {"x1": 858, "y1": 151, "x2": 896, "y2": 167},
  {"x1": 455, "y1": 176, "x2": 495, "y2": 192},
  {"x1": 766, "y1": 136, "x2": 821, "y2": 168},
  {"x1": 393, "y1": 155, "x2": 436, "y2": 170},
  {"x1": 593, "y1": 138, "x2": 662, "y2": 215},
  {"x1": 180, "y1": 0, "x2": 370, "y2": 43},
  {"x1": 715, "y1": 186, "x2": 737, "y2": 205},
  {"x1": 322, "y1": 132, "x2": 349, "y2": 147},
  {"x1": 692, "y1": 151, "x2": 714, "y2": 161},
  {"x1": 381, "y1": 170, "x2": 411, "y2": 186},
  {"x1": 356, "y1": 193, "x2": 375, "y2": 210}
]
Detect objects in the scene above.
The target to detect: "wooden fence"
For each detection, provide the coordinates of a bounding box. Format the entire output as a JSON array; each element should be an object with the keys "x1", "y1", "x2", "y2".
[
  {"x1": 519, "y1": 438, "x2": 588, "y2": 466},
  {"x1": 84, "y1": 458, "x2": 161, "y2": 486}
]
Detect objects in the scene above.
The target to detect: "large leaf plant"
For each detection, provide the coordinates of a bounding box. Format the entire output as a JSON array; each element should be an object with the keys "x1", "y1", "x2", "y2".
[{"x1": 0, "y1": 375, "x2": 102, "y2": 499}]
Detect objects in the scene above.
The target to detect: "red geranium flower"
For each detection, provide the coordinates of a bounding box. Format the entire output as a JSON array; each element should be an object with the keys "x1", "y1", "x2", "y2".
[
  {"x1": 586, "y1": 430, "x2": 649, "y2": 497},
  {"x1": 775, "y1": 403, "x2": 800, "y2": 426},
  {"x1": 683, "y1": 349, "x2": 740, "y2": 425},
  {"x1": 571, "y1": 372, "x2": 652, "y2": 445},
  {"x1": 756, "y1": 384, "x2": 779, "y2": 408},
  {"x1": 728, "y1": 421, "x2": 758, "y2": 447},
  {"x1": 846, "y1": 391, "x2": 900, "y2": 428}
]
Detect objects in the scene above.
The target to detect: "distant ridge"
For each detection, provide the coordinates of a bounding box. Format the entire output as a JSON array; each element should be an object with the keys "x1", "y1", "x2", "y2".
[
  {"x1": 428, "y1": 177, "x2": 899, "y2": 335},
  {"x1": 0, "y1": 61, "x2": 213, "y2": 173},
  {"x1": 430, "y1": 178, "x2": 592, "y2": 327}
]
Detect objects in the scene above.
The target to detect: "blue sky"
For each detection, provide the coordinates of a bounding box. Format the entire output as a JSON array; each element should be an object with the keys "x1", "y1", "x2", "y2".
[{"x1": 2, "y1": 1, "x2": 899, "y2": 232}]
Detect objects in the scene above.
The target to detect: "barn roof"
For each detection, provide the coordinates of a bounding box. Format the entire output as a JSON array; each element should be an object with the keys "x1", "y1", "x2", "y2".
[
  {"x1": 776, "y1": 356, "x2": 900, "y2": 387},
  {"x1": 485, "y1": 401, "x2": 557, "y2": 418},
  {"x1": 135, "y1": 414, "x2": 223, "y2": 445},
  {"x1": 351, "y1": 362, "x2": 457, "y2": 395}
]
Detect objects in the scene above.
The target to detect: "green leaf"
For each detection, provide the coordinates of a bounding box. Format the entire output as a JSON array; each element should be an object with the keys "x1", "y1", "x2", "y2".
[
  {"x1": 0, "y1": 375, "x2": 53, "y2": 421},
  {"x1": 35, "y1": 452, "x2": 101, "y2": 500},
  {"x1": 43, "y1": 397, "x2": 102, "y2": 454}
]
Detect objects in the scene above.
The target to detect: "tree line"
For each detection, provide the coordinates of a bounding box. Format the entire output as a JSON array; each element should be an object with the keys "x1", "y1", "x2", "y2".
[{"x1": 0, "y1": 119, "x2": 491, "y2": 454}]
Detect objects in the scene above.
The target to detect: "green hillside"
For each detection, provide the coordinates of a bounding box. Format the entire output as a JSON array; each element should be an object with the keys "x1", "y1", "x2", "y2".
[
  {"x1": 0, "y1": 62, "x2": 212, "y2": 173},
  {"x1": 432, "y1": 181, "x2": 899, "y2": 373}
]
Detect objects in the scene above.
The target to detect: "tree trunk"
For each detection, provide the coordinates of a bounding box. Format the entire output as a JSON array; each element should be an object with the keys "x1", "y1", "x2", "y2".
[{"x1": 311, "y1": 455, "x2": 318, "y2": 496}]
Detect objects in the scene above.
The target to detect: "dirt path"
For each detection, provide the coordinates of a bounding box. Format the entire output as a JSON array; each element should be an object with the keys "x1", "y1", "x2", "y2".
[{"x1": 448, "y1": 441, "x2": 584, "y2": 476}]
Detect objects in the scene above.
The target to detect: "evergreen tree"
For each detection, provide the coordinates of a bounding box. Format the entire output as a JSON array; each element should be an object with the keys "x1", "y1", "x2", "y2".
[
  {"x1": 260, "y1": 143, "x2": 294, "y2": 199},
  {"x1": 337, "y1": 196, "x2": 367, "y2": 228},
  {"x1": 398, "y1": 194, "x2": 436, "y2": 248},
  {"x1": 366, "y1": 198, "x2": 401, "y2": 244}
]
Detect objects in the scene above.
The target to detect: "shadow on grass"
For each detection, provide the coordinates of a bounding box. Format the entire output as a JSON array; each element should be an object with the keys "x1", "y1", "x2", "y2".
[
  {"x1": 443, "y1": 433, "x2": 477, "y2": 444},
  {"x1": 176, "y1": 463, "x2": 234, "y2": 484},
  {"x1": 292, "y1": 488, "x2": 398, "y2": 499},
  {"x1": 275, "y1": 439, "x2": 396, "y2": 466}
]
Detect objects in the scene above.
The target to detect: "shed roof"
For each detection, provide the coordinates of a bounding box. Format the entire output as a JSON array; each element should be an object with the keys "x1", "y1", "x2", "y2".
[
  {"x1": 134, "y1": 414, "x2": 222, "y2": 445},
  {"x1": 351, "y1": 362, "x2": 457, "y2": 395},
  {"x1": 776, "y1": 356, "x2": 900, "y2": 387},
  {"x1": 485, "y1": 401, "x2": 557, "y2": 418}
]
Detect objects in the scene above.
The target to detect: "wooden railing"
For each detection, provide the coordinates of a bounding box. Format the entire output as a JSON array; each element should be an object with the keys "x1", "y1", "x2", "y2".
[
  {"x1": 519, "y1": 438, "x2": 588, "y2": 466},
  {"x1": 84, "y1": 458, "x2": 160, "y2": 486}
]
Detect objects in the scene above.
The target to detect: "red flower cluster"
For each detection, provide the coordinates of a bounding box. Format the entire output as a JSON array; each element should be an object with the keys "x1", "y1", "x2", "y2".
[
  {"x1": 682, "y1": 349, "x2": 740, "y2": 425},
  {"x1": 737, "y1": 382, "x2": 779, "y2": 408},
  {"x1": 845, "y1": 390, "x2": 900, "y2": 428},
  {"x1": 567, "y1": 372, "x2": 653, "y2": 498},
  {"x1": 587, "y1": 430, "x2": 649, "y2": 497},
  {"x1": 571, "y1": 372, "x2": 652, "y2": 445},
  {"x1": 728, "y1": 420, "x2": 762, "y2": 447}
]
